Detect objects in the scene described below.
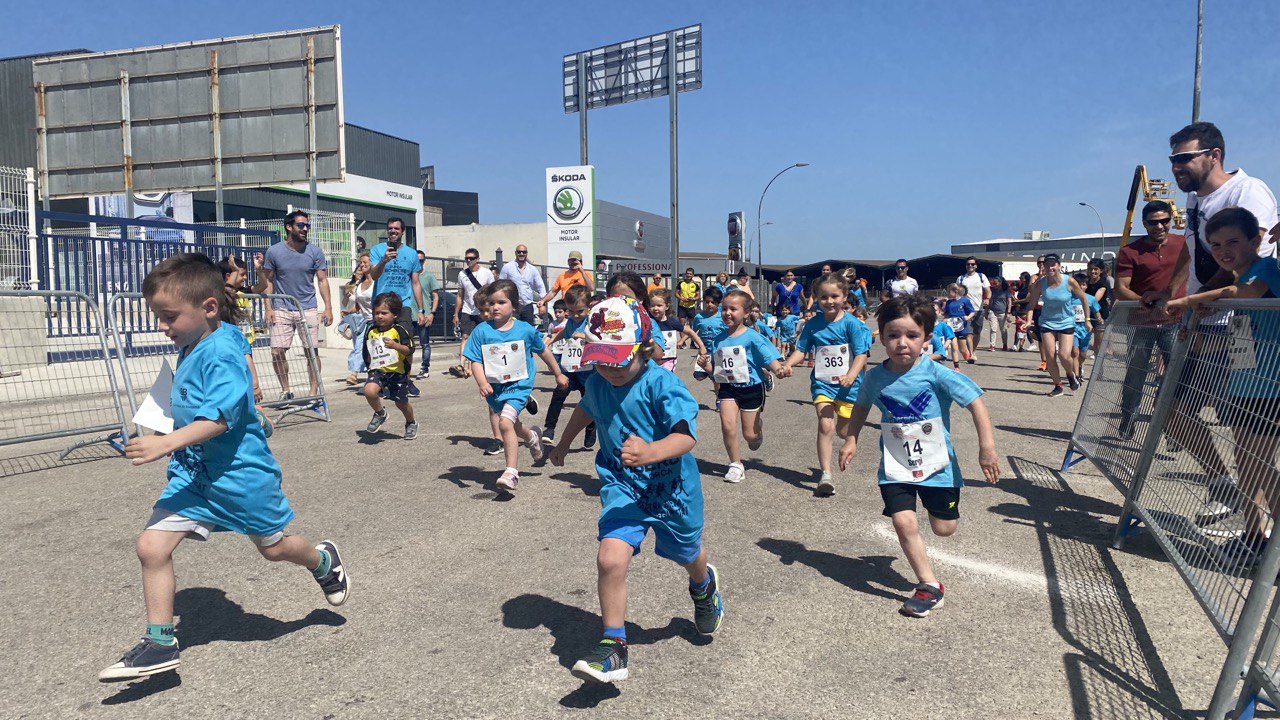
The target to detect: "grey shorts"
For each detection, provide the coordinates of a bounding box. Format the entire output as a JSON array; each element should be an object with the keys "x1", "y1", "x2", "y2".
[
  {"x1": 145, "y1": 508, "x2": 285, "y2": 547},
  {"x1": 460, "y1": 312, "x2": 482, "y2": 334}
]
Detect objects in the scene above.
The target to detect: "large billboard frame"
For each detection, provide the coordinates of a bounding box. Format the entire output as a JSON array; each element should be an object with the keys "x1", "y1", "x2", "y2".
[{"x1": 33, "y1": 26, "x2": 346, "y2": 222}]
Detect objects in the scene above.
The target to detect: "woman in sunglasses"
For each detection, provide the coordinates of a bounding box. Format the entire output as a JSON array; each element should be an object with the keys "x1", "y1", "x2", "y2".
[{"x1": 1022, "y1": 254, "x2": 1094, "y2": 397}]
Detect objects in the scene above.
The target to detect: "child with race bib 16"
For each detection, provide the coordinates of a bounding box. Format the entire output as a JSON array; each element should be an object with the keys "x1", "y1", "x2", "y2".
[
  {"x1": 463, "y1": 279, "x2": 569, "y2": 491},
  {"x1": 699, "y1": 290, "x2": 790, "y2": 484},
  {"x1": 839, "y1": 294, "x2": 1000, "y2": 618},
  {"x1": 548, "y1": 296, "x2": 723, "y2": 685},
  {"x1": 102, "y1": 253, "x2": 349, "y2": 682},
  {"x1": 781, "y1": 272, "x2": 872, "y2": 497}
]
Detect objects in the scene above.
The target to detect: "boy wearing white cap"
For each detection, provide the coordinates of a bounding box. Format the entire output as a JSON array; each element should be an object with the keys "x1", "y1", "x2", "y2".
[{"x1": 549, "y1": 296, "x2": 723, "y2": 684}]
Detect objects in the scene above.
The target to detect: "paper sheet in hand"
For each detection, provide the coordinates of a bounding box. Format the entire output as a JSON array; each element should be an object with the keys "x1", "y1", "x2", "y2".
[{"x1": 133, "y1": 359, "x2": 175, "y2": 434}]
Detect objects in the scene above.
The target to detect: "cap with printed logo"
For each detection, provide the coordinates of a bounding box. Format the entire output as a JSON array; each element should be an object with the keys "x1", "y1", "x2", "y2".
[{"x1": 582, "y1": 296, "x2": 652, "y2": 367}]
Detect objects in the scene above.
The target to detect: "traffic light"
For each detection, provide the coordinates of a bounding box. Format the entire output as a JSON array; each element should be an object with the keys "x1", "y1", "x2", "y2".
[{"x1": 727, "y1": 211, "x2": 745, "y2": 261}]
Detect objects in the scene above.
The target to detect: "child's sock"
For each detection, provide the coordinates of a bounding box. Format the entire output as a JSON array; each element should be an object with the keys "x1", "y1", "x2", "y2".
[
  {"x1": 146, "y1": 623, "x2": 176, "y2": 646},
  {"x1": 311, "y1": 548, "x2": 332, "y2": 579},
  {"x1": 603, "y1": 625, "x2": 627, "y2": 643},
  {"x1": 923, "y1": 581, "x2": 941, "y2": 590},
  {"x1": 505, "y1": 467, "x2": 519, "y2": 476},
  {"x1": 690, "y1": 574, "x2": 712, "y2": 595}
]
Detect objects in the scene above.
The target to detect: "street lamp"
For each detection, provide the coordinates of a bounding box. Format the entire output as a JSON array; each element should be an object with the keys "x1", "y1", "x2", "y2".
[
  {"x1": 757, "y1": 163, "x2": 810, "y2": 268},
  {"x1": 748, "y1": 221, "x2": 774, "y2": 263},
  {"x1": 1078, "y1": 202, "x2": 1105, "y2": 261}
]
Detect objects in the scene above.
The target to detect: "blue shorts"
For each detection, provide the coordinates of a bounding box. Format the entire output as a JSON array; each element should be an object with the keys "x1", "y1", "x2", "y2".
[
  {"x1": 598, "y1": 496, "x2": 702, "y2": 565},
  {"x1": 484, "y1": 382, "x2": 529, "y2": 416},
  {"x1": 1074, "y1": 328, "x2": 1092, "y2": 349}
]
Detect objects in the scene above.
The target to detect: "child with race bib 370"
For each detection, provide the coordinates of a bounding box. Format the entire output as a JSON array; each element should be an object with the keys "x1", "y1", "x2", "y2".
[
  {"x1": 839, "y1": 294, "x2": 1000, "y2": 618},
  {"x1": 103, "y1": 253, "x2": 349, "y2": 683},
  {"x1": 463, "y1": 279, "x2": 569, "y2": 491},
  {"x1": 781, "y1": 272, "x2": 872, "y2": 497},
  {"x1": 699, "y1": 290, "x2": 790, "y2": 484}
]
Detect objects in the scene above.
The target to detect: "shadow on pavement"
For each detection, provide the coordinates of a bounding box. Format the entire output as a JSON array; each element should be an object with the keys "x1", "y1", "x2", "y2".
[
  {"x1": 446, "y1": 434, "x2": 492, "y2": 451},
  {"x1": 549, "y1": 471, "x2": 601, "y2": 497},
  {"x1": 0, "y1": 444, "x2": 122, "y2": 479},
  {"x1": 756, "y1": 538, "x2": 913, "y2": 602},
  {"x1": 985, "y1": 386, "x2": 1055, "y2": 397},
  {"x1": 744, "y1": 460, "x2": 817, "y2": 495},
  {"x1": 997, "y1": 424, "x2": 1074, "y2": 442},
  {"x1": 100, "y1": 669, "x2": 182, "y2": 705},
  {"x1": 172, "y1": 587, "x2": 346, "y2": 649}
]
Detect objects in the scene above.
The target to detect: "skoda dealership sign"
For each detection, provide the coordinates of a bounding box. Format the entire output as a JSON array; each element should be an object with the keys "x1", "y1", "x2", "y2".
[{"x1": 546, "y1": 165, "x2": 595, "y2": 269}]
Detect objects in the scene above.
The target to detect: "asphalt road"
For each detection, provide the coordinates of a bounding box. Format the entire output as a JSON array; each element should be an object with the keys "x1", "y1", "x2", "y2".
[{"x1": 0, "y1": 341, "x2": 1226, "y2": 719}]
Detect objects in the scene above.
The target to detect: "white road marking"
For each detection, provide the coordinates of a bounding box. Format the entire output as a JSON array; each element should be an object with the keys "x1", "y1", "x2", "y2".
[{"x1": 871, "y1": 523, "x2": 1052, "y2": 593}]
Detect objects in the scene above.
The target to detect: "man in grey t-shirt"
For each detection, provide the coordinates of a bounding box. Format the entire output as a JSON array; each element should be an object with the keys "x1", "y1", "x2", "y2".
[{"x1": 260, "y1": 210, "x2": 333, "y2": 400}]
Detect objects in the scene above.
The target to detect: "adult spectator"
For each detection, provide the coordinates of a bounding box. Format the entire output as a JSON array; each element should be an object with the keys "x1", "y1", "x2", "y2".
[
  {"x1": 676, "y1": 268, "x2": 702, "y2": 345},
  {"x1": 647, "y1": 272, "x2": 666, "y2": 295},
  {"x1": 883, "y1": 259, "x2": 919, "y2": 300},
  {"x1": 1114, "y1": 200, "x2": 1189, "y2": 437},
  {"x1": 732, "y1": 268, "x2": 755, "y2": 300},
  {"x1": 772, "y1": 270, "x2": 807, "y2": 316},
  {"x1": 413, "y1": 249, "x2": 440, "y2": 379},
  {"x1": 498, "y1": 243, "x2": 547, "y2": 324},
  {"x1": 712, "y1": 272, "x2": 731, "y2": 296},
  {"x1": 1085, "y1": 258, "x2": 1113, "y2": 356},
  {"x1": 452, "y1": 248, "x2": 495, "y2": 378},
  {"x1": 986, "y1": 277, "x2": 1011, "y2": 350},
  {"x1": 368, "y1": 217, "x2": 426, "y2": 327},
  {"x1": 339, "y1": 252, "x2": 374, "y2": 386},
  {"x1": 957, "y1": 257, "x2": 991, "y2": 348},
  {"x1": 538, "y1": 250, "x2": 594, "y2": 312},
  {"x1": 260, "y1": 209, "x2": 332, "y2": 400}
]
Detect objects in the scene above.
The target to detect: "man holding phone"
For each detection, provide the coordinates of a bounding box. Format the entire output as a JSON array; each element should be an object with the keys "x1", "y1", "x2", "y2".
[{"x1": 369, "y1": 217, "x2": 426, "y2": 390}]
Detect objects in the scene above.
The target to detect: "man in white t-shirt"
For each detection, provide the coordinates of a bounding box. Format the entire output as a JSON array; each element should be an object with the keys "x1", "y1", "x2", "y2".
[
  {"x1": 957, "y1": 256, "x2": 991, "y2": 348},
  {"x1": 883, "y1": 259, "x2": 919, "y2": 300},
  {"x1": 451, "y1": 247, "x2": 496, "y2": 377},
  {"x1": 1170, "y1": 121, "x2": 1278, "y2": 295}
]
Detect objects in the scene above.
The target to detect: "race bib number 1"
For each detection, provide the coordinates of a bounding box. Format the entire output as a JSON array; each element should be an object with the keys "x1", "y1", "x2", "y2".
[
  {"x1": 815, "y1": 343, "x2": 849, "y2": 383},
  {"x1": 367, "y1": 336, "x2": 396, "y2": 370},
  {"x1": 561, "y1": 338, "x2": 586, "y2": 373},
  {"x1": 881, "y1": 417, "x2": 949, "y2": 483},
  {"x1": 713, "y1": 345, "x2": 750, "y2": 384},
  {"x1": 483, "y1": 340, "x2": 529, "y2": 383}
]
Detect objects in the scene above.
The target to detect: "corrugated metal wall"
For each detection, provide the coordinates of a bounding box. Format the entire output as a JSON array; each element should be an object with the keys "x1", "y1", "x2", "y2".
[{"x1": 345, "y1": 124, "x2": 419, "y2": 186}]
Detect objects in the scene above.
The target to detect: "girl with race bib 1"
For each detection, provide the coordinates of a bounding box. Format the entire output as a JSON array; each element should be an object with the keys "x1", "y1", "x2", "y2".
[
  {"x1": 463, "y1": 279, "x2": 569, "y2": 491},
  {"x1": 781, "y1": 272, "x2": 873, "y2": 497}
]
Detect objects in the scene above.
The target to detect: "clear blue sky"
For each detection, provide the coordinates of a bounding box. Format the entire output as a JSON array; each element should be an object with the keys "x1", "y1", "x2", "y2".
[{"x1": 5, "y1": 1, "x2": 1277, "y2": 263}]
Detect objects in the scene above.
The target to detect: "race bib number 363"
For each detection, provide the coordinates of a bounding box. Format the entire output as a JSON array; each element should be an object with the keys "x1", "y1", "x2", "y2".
[{"x1": 815, "y1": 343, "x2": 849, "y2": 384}]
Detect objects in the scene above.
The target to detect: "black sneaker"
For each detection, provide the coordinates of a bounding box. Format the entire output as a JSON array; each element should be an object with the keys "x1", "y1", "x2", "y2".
[
  {"x1": 763, "y1": 372, "x2": 776, "y2": 393},
  {"x1": 1217, "y1": 536, "x2": 1266, "y2": 576},
  {"x1": 571, "y1": 638, "x2": 629, "y2": 684},
  {"x1": 900, "y1": 583, "x2": 945, "y2": 618},
  {"x1": 483, "y1": 439, "x2": 504, "y2": 456},
  {"x1": 98, "y1": 638, "x2": 180, "y2": 682},
  {"x1": 689, "y1": 564, "x2": 725, "y2": 634},
  {"x1": 407, "y1": 381, "x2": 421, "y2": 398},
  {"x1": 526, "y1": 396, "x2": 540, "y2": 415},
  {"x1": 584, "y1": 424, "x2": 597, "y2": 449},
  {"x1": 366, "y1": 409, "x2": 388, "y2": 433},
  {"x1": 314, "y1": 540, "x2": 350, "y2": 606},
  {"x1": 541, "y1": 427, "x2": 556, "y2": 445},
  {"x1": 1067, "y1": 375, "x2": 1081, "y2": 391},
  {"x1": 1047, "y1": 386, "x2": 1064, "y2": 398}
]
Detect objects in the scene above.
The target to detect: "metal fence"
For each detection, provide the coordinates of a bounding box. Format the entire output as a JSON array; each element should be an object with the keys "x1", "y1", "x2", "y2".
[
  {"x1": 280, "y1": 206, "x2": 357, "y2": 279},
  {"x1": 1064, "y1": 298, "x2": 1280, "y2": 718},
  {"x1": 0, "y1": 167, "x2": 35, "y2": 290}
]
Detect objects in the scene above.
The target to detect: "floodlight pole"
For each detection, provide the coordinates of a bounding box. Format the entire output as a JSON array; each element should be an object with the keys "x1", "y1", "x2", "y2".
[
  {"x1": 667, "y1": 31, "x2": 680, "y2": 285},
  {"x1": 757, "y1": 163, "x2": 809, "y2": 268},
  {"x1": 578, "y1": 54, "x2": 589, "y2": 165},
  {"x1": 1192, "y1": 0, "x2": 1203, "y2": 122},
  {"x1": 1078, "y1": 202, "x2": 1105, "y2": 258}
]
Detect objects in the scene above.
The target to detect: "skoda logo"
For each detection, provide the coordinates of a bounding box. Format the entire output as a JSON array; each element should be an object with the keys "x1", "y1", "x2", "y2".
[{"x1": 553, "y1": 186, "x2": 584, "y2": 221}]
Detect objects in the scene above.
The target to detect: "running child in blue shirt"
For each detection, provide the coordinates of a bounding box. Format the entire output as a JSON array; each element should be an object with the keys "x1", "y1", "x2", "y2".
[
  {"x1": 943, "y1": 282, "x2": 977, "y2": 365},
  {"x1": 463, "y1": 279, "x2": 569, "y2": 491},
  {"x1": 1069, "y1": 272, "x2": 1104, "y2": 381},
  {"x1": 543, "y1": 285, "x2": 597, "y2": 448},
  {"x1": 645, "y1": 288, "x2": 708, "y2": 372},
  {"x1": 776, "y1": 303, "x2": 800, "y2": 356},
  {"x1": 690, "y1": 286, "x2": 726, "y2": 382},
  {"x1": 781, "y1": 272, "x2": 872, "y2": 496},
  {"x1": 103, "y1": 253, "x2": 348, "y2": 682},
  {"x1": 930, "y1": 303, "x2": 957, "y2": 365},
  {"x1": 698, "y1": 290, "x2": 790, "y2": 484},
  {"x1": 548, "y1": 296, "x2": 723, "y2": 685},
  {"x1": 361, "y1": 292, "x2": 418, "y2": 440},
  {"x1": 840, "y1": 294, "x2": 1000, "y2": 618}
]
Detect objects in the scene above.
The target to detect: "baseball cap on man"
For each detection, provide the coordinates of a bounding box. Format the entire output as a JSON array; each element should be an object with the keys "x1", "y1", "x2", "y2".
[
  {"x1": 568, "y1": 250, "x2": 584, "y2": 262},
  {"x1": 582, "y1": 296, "x2": 652, "y2": 367}
]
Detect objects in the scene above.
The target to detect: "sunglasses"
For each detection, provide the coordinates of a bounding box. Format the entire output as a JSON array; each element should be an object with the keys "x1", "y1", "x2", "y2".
[
  {"x1": 293, "y1": 222, "x2": 311, "y2": 230},
  {"x1": 895, "y1": 266, "x2": 908, "y2": 271},
  {"x1": 1169, "y1": 148, "x2": 1213, "y2": 165},
  {"x1": 966, "y1": 263, "x2": 977, "y2": 267},
  {"x1": 465, "y1": 256, "x2": 479, "y2": 261},
  {"x1": 1143, "y1": 217, "x2": 1172, "y2": 226}
]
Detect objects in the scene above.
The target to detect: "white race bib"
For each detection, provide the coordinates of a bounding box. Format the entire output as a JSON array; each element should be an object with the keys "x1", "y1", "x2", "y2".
[
  {"x1": 766, "y1": 316, "x2": 778, "y2": 328},
  {"x1": 881, "y1": 417, "x2": 949, "y2": 483},
  {"x1": 367, "y1": 335, "x2": 397, "y2": 370},
  {"x1": 662, "y1": 330, "x2": 681, "y2": 352},
  {"x1": 561, "y1": 338, "x2": 586, "y2": 373},
  {"x1": 815, "y1": 343, "x2": 850, "y2": 383},
  {"x1": 482, "y1": 340, "x2": 529, "y2": 383},
  {"x1": 1228, "y1": 315, "x2": 1257, "y2": 371},
  {"x1": 713, "y1": 345, "x2": 750, "y2": 384},
  {"x1": 947, "y1": 317, "x2": 964, "y2": 331},
  {"x1": 1073, "y1": 304, "x2": 1086, "y2": 323}
]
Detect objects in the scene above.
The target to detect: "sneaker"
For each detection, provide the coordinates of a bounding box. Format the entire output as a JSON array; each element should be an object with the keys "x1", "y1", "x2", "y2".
[
  {"x1": 314, "y1": 540, "x2": 350, "y2": 606},
  {"x1": 98, "y1": 638, "x2": 181, "y2": 682},
  {"x1": 497, "y1": 468, "x2": 519, "y2": 491},
  {"x1": 366, "y1": 409, "x2": 388, "y2": 433},
  {"x1": 689, "y1": 564, "x2": 725, "y2": 634},
  {"x1": 747, "y1": 435, "x2": 763, "y2": 452},
  {"x1": 900, "y1": 583, "x2": 945, "y2": 618},
  {"x1": 1217, "y1": 536, "x2": 1266, "y2": 575},
  {"x1": 953, "y1": 362, "x2": 960, "y2": 370},
  {"x1": 417, "y1": 369, "x2": 430, "y2": 379},
  {"x1": 407, "y1": 381, "x2": 421, "y2": 398},
  {"x1": 763, "y1": 372, "x2": 776, "y2": 393},
  {"x1": 584, "y1": 424, "x2": 597, "y2": 449},
  {"x1": 280, "y1": 391, "x2": 295, "y2": 403},
  {"x1": 526, "y1": 426, "x2": 545, "y2": 462},
  {"x1": 541, "y1": 427, "x2": 557, "y2": 445},
  {"x1": 571, "y1": 638, "x2": 629, "y2": 684},
  {"x1": 724, "y1": 462, "x2": 745, "y2": 483},
  {"x1": 815, "y1": 471, "x2": 836, "y2": 497},
  {"x1": 966, "y1": 357, "x2": 975, "y2": 365},
  {"x1": 526, "y1": 396, "x2": 540, "y2": 415},
  {"x1": 1195, "y1": 501, "x2": 1237, "y2": 528},
  {"x1": 404, "y1": 422, "x2": 419, "y2": 441},
  {"x1": 1038, "y1": 361, "x2": 1047, "y2": 371},
  {"x1": 1047, "y1": 386, "x2": 1064, "y2": 398},
  {"x1": 1067, "y1": 375, "x2": 1081, "y2": 391},
  {"x1": 345, "y1": 372, "x2": 359, "y2": 386},
  {"x1": 988, "y1": 344, "x2": 996, "y2": 352},
  {"x1": 693, "y1": 369, "x2": 707, "y2": 382}
]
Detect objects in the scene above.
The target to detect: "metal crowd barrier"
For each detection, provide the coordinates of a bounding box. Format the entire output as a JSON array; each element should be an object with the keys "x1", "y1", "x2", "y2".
[
  {"x1": 1064, "y1": 298, "x2": 1280, "y2": 718},
  {"x1": 0, "y1": 289, "x2": 128, "y2": 458}
]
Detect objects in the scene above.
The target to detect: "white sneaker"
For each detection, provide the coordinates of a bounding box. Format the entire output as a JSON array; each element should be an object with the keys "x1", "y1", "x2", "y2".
[
  {"x1": 525, "y1": 426, "x2": 545, "y2": 462},
  {"x1": 724, "y1": 462, "x2": 745, "y2": 483}
]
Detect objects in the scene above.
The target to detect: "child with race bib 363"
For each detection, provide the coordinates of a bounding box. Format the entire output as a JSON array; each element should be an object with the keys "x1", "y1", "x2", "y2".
[
  {"x1": 361, "y1": 292, "x2": 418, "y2": 440},
  {"x1": 699, "y1": 290, "x2": 790, "y2": 484},
  {"x1": 781, "y1": 272, "x2": 872, "y2": 497},
  {"x1": 463, "y1": 279, "x2": 569, "y2": 491},
  {"x1": 839, "y1": 294, "x2": 1000, "y2": 618}
]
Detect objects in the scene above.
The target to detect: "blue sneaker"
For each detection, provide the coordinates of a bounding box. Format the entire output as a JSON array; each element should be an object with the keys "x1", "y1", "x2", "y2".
[
  {"x1": 98, "y1": 638, "x2": 180, "y2": 682},
  {"x1": 900, "y1": 583, "x2": 945, "y2": 617},
  {"x1": 690, "y1": 564, "x2": 724, "y2": 634},
  {"x1": 571, "y1": 637, "x2": 629, "y2": 684}
]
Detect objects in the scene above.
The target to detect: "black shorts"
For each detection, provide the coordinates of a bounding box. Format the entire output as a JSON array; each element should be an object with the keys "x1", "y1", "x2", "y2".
[
  {"x1": 717, "y1": 383, "x2": 766, "y2": 412},
  {"x1": 367, "y1": 369, "x2": 410, "y2": 403},
  {"x1": 460, "y1": 312, "x2": 482, "y2": 334},
  {"x1": 880, "y1": 483, "x2": 961, "y2": 520},
  {"x1": 678, "y1": 304, "x2": 698, "y2": 322},
  {"x1": 1217, "y1": 395, "x2": 1280, "y2": 436}
]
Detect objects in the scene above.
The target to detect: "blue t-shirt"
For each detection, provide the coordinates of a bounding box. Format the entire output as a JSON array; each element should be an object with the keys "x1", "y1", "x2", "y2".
[
  {"x1": 581, "y1": 362, "x2": 703, "y2": 528},
  {"x1": 691, "y1": 311, "x2": 726, "y2": 352},
  {"x1": 774, "y1": 282, "x2": 804, "y2": 314},
  {"x1": 944, "y1": 297, "x2": 975, "y2": 320},
  {"x1": 462, "y1": 320, "x2": 545, "y2": 401},
  {"x1": 855, "y1": 357, "x2": 984, "y2": 488},
  {"x1": 796, "y1": 313, "x2": 873, "y2": 402},
  {"x1": 1230, "y1": 257, "x2": 1280, "y2": 398},
  {"x1": 931, "y1": 323, "x2": 955, "y2": 358},
  {"x1": 1070, "y1": 295, "x2": 1102, "y2": 341},
  {"x1": 155, "y1": 323, "x2": 293, "y2": 536},
  {"x1": 777, "y1": 315, "x2": 800, "y2": 341},
  {"x1": 752, "y1": 320, "x2": 775, "y2": 340},
  {"x1": 711, "y1": 327, "x2": 782, "y2": 387},
  {"x1": 850, "y1": 286, "x2": 867, "y2": 307},
  {"x1": 263, "y1": 241, "x2": 327, "y2": 310},
  {"x1": 368, "y1": 242, "x2": 422, "y2": 307}
]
